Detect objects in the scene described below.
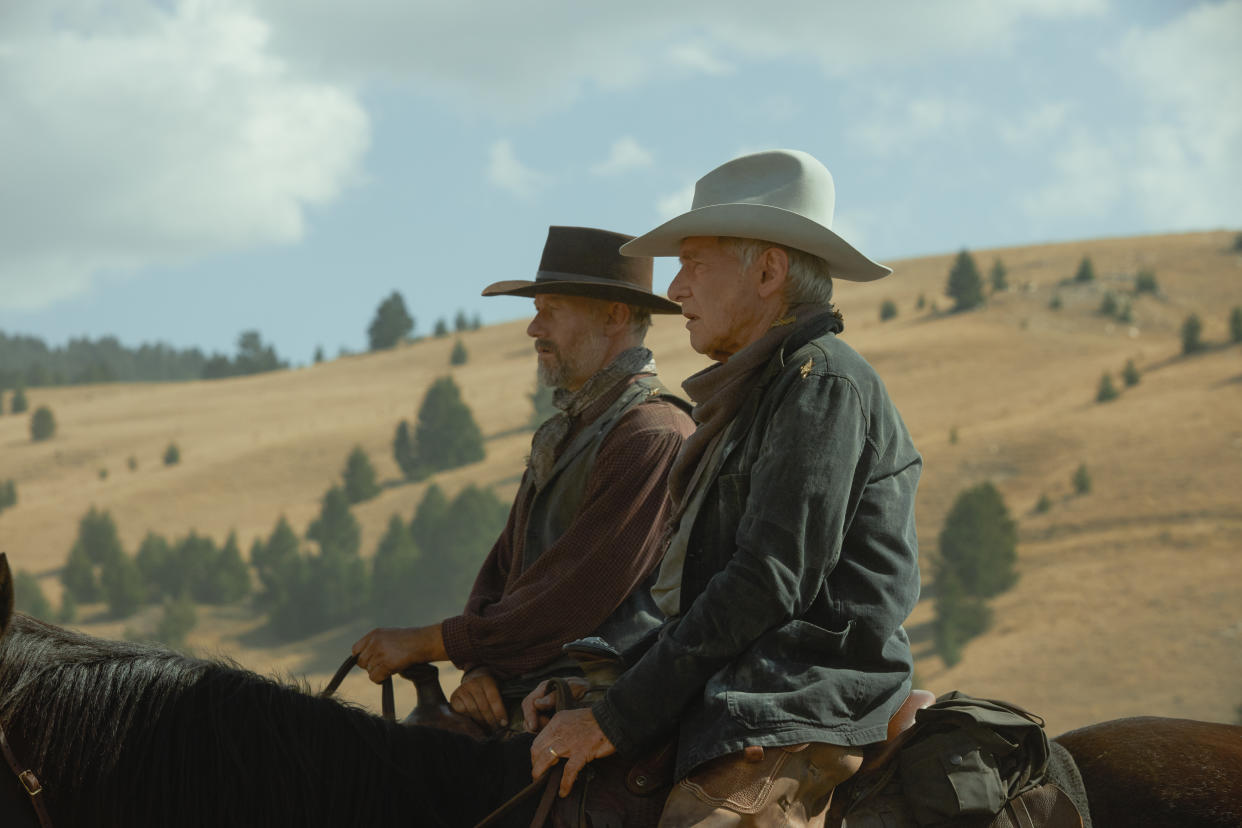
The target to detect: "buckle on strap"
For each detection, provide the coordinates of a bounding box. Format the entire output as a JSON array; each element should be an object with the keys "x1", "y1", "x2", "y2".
[{"x1": 19, "y1": 769, "x2": 42, "y2": 796}]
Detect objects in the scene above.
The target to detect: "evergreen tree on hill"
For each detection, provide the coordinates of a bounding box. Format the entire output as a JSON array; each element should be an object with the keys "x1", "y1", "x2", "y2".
[
  {"x1": 450, "y1": 339, "x2": 468, "y2": 366},
  {"x1": 342, "y1": 445, "x2": 381, "y2": 504},
  {"x1": 10, "y1": 383, "x2": 27, "y2": 414},
  {"x1": 393, "y1": 420, "x2": 417, "y2": 481},
  {"x1": 409, "y1": 376, "x2": 485, "y2": 478},
  {"x1": 14, "y1": 571, "x2": 52, "y2": 620},
  {"x1": 251, "y1": 516, "x2": 301, "y2": 610},
  {"x1": 30, "y1": 405, "x2": 56, "y2": 441},
  {"x1": 989, "y1": 259, "x2": 1008, "y2": 293},
  {"x1": 368, "y1": 291, "x2": 415, "y2": 351},
  {"x1": 135, "y1": 532, "x2": 174, "y2": 600},
  {"x1": 938, "y1": 482, "x2": 1018, "y2": 598},
  {"x1": 454, "y1": 310, "x2": 470, "y2": 333},
  {"x1": 101, "y1": 552, "x2": 145, "y2": 619},
  {"x1": 61, "y1": 544, "x2": 99, "y2": 603},
  {"x1": 202, "y1": 531, "x2": 252, "y2": 604},
  {"x1": 1074, "y1": 256, "x2": 1095, "y2": 283},
  {"x1": 410, "y1": 483, "x2": 450, "y2": 552},
  {"x1": 307, "y1": 485, "x2": 361, "y2": 559},
  {"x1": 946, "y1": 250, "x2": 985, "y2": 312},
  {"x1": 370, "y1": 515, "x2": 421, "y2": 624}
]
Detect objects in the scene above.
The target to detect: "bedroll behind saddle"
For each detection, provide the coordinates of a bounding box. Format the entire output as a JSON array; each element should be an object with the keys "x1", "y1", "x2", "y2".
[{"x1": 836, "y1": 691, "x2": 1085, "y2": 828}]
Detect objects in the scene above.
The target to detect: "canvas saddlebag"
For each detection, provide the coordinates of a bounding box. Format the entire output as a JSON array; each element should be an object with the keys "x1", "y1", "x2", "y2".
[{"x1": 840, "y1": 691, "x2": 1081, "y2": 828}]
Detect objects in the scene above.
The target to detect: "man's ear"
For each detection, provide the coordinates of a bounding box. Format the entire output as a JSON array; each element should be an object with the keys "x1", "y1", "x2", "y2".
[
  {"x1": 756, "y1": 247, "x2": 789, "y2": 300},
  {"x1": 603, "y1": 301, "x2": 632, "y2": 335}
]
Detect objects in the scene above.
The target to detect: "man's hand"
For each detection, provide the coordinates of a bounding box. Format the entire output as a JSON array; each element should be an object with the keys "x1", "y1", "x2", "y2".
[
  {"x1": 450, "y1": 668, "x2": 508, "y2": 730},
  {"x1": 520, "y1": 676, "x2": 590, "y2": 734},
  {"x1": 530, "y1": 708, "x2": 616, "y2": 797},
  {"x1": 351, "y1": 625, "x2": 447, "y2": 684}
]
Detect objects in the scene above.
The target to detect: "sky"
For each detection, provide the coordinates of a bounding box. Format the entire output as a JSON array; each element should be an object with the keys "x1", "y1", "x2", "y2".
[{"x1": 1, "y1": 0, "x2": 1240, "y2": 364}]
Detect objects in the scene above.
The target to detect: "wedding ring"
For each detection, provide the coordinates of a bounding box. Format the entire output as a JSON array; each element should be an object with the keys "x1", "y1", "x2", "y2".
[{"x1": 548, "y1": 747, "x2": 559, "y2": 758}]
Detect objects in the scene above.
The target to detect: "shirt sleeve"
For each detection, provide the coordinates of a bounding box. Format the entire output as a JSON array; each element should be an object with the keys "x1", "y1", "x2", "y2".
[
  {"x1": 440, "y1": 400, "x2": 694, "y2": 677},
  {"x1": 594, "y1": 373, "x2": 876, "y2": 754}
]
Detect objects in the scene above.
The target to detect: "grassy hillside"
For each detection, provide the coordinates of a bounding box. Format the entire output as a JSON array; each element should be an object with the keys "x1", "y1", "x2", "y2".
[{"x1": 1, "y1": 229, "x2": 1239, "y2": 730}]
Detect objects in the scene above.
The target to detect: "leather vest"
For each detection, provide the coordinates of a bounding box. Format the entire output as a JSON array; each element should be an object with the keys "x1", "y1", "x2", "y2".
[{"x1": 504, "y1": 375, "x2": 682, "y2": 693}]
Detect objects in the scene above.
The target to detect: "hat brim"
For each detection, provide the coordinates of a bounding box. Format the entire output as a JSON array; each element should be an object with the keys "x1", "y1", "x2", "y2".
[
  {"x1": 482, "y1": 278, "x2": 682, "y2": 314},
  {"x1": 619, "y1": 203, "x2": 891, "y2": 282}
]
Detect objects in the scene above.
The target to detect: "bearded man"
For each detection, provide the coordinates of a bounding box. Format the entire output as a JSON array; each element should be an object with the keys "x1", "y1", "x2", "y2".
[
  {"x1": 526, "y1": 151, "x2": 922, "y2": 826},
  {"x1": 353, "y1": 226, "x2": 694, "y2": 735}
]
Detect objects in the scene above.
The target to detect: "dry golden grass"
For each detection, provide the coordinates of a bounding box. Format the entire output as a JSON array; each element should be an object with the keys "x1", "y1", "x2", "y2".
[{"x1": 1, "y1": 229, "x2": 1240, "y2": 729}]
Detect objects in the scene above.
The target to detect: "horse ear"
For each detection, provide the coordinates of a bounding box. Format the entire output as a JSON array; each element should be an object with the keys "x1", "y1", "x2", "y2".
[{"x1": 0, "y1": 552, "x2": 13, "y2": 637}]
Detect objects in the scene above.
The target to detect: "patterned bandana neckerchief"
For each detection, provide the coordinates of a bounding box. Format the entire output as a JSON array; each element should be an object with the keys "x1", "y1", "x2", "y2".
[{"x1": 527, "y1": 346, "x2": 656, "y2": 489}]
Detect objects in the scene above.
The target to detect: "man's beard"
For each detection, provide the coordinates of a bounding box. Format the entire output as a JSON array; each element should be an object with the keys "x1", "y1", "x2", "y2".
[{"x1": 536, "y1": 333, "x2": 609, "y2": 390}]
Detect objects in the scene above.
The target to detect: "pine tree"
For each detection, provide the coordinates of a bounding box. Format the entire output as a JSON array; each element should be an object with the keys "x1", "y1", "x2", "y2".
[
  {"x1": 1073, "y1": 463, "x2": 1092, "y2": 495},
  {"x1": 1122, "y1": 360, "x2": 1140, "y2": 387},
  {"x1": 393, "y1": 420, "x2": 417, "y2": 481},
  {"x1": 30, "y1": 405, "x2": 56, "y2": 441},
  {"x1": 989, "y1": 259, "x2": 1008, "y2": 292},
  {"x1": 0, "y1": 479, "x2": 16, "y2": 512},
  {"x1": 937, "y1": 482, "x2": 1018, "y2": 599},
  {"x1": 1048, "y1": 293, "x2": 1063, "y2": 311},
  {"x1": 1074, "y1": 256, "x2": 1095, "y2": 283},
  {"x1": 946, "y1": 250, "x2": 985, "y2": 312},
  {"x1": 370, "y1": 515, "x2": 421, "y2": 624},
  {"x1": 155, "y1": 595, "x2": 198, "y2": 649},
  {"x1": 314, "y1": 345, "x2": 325, "y2": 364},
  {"x1": 409, "y1": 377, "x2": 485, "y2": 478},
  {"x1": 879, "y1": 300, "x2": 898, "y2": 322},
  {"x1": 433, "y1": 318, "x2": 449, "y2": 338},
  {"x1": 251, "y1": 516, "x2": 300, "y2": 609},
  {"x1": 203, "y1": 531, "x2": 251, "y2": 604},
  {"x1": 342, "y1": 445, "x2": 381, "y2": 504},
  {"x1": 410, "y1": 483, "x2": 450, "y2": 553},
  {"x1": 1229, "y1": 307, "x2": 1242, "y2": 344},
  {"x1": 450, "y1": 339, "x2": 468, "y2": 366},
  {"x1": 1096, "y1": 372, "x2": 1119, "y2": 403},
  {"x1": 164, "y1": 442, "x2": 181, "y2": 466},
  {"x1": 933, "y1": 568, "x2": 993, "y2": 667},
  {"x1": 62, "y1": 544, "x2": 100, "y2": 603},
  {"x1": 176, "y1": 531, "x2": 220, "y2": 603},
  {"x1": 454, "y1": 310, "x2": 470, "y2": 332},
  {"x1": 10, "y1": 383, "x2": 28, "y2": 414},
  {"x1": 1134, "y1": 269, "x2": 1159, "y2": 295},
  {"x1": 1098, "y1": 293, "x2": 1118, "y2": 317},
  {"x1": 1181, "y1": 314, "x2": 1203, "y2": 354},
  {"x1": 136, "y1": 532, "x2": 175, "y2": 600},
  {"x1": 101, "y1": 553, "x2": 146, "y2": 619},
  {"x1": 367, "y1": 291, "x2": 415, "y2": 351},
  {"x1": 307, "y1": 485, "x2": 361, "y2": 558},
  {"x1": 14, "y1": 570, "x2": 52, "y2": 619}
]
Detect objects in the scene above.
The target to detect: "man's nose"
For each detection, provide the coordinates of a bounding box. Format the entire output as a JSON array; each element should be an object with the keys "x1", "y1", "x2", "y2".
[
  {"x1": 526, "y1": 315, "x2": 543, "y2": 338},
  {"x1": 667, "y1": 269, "x2": 689, "y2": 303}
]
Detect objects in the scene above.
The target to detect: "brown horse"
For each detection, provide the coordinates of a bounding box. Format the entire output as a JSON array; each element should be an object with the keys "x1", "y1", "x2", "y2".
[{"x1": 0, "y1": 554, "x2": 1239, "y2": 827}]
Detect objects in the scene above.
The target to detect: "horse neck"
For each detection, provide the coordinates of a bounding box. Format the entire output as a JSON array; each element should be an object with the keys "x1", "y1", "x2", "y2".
[{"x1": 0, "y1": 618, "x2": 480, "y2": 827}]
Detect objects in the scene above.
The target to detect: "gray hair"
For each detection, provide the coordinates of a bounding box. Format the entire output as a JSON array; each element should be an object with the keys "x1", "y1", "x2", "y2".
[
  {"x1": 626, "y1": 304, "x2": 652, "y2": 338},
  {"x1": 719, "y1": 237, "x2": 835, "y2": 306}
]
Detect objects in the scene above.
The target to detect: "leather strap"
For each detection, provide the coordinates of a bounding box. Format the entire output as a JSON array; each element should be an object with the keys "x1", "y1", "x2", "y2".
[
  {"x1": 0, "y1": 722, "x2": 52, "y2": 828},
  {"x1": 320, "y1": 654, "x2": 395, "y2": 721}
]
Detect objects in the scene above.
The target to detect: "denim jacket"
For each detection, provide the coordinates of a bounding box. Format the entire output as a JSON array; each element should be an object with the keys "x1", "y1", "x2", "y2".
[{"x1": 593, "y1": 316, "x2": 922, "y2": 779}]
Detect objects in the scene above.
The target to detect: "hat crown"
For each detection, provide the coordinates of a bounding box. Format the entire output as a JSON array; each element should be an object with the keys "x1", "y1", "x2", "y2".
[
  {"x1": 537, "y1": 226, "x2": 651, "y2": 287},
  {"x1": 692, "y1": 149, "x2": 836, "y2": 229}
]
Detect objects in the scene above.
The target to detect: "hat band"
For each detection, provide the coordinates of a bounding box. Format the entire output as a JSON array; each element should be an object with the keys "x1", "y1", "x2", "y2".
[{"x1": 534, "y1": 270, "x2": 650, "y2": 291}]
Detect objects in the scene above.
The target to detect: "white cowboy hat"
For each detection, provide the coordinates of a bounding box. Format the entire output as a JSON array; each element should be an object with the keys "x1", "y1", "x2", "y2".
[{"x1": 620, "y1": 149, "x2": 891, "y2": 282}]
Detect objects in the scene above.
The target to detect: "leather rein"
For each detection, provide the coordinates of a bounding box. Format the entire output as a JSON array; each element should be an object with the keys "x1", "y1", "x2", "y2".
[{"x1": 0, "y1": 720, "x2": 51, "y2": 828}]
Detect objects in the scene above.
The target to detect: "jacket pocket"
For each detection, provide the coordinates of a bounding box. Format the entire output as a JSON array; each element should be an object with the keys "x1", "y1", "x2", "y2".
[
  {"x1": 897, "y1": 727, "x2": 1008, "y2": 825},
  {"x1": 722, "y1": 618, "x2": 858, "y2": 729}
]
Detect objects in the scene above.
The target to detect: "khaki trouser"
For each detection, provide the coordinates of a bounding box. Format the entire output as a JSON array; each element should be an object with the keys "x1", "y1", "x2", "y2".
[{"x1": 657, "y1": 743, "x2": 864, "y2": 827}]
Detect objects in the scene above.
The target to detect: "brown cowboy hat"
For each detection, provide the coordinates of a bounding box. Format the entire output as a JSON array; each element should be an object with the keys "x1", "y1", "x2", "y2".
[{"x1": 482, "y1": 226, "x2": 681, "y2": 313}]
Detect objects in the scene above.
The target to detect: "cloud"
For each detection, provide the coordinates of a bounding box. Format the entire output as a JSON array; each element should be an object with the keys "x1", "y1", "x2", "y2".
[
  {"x1": 487, "y1": 140, "x2": 549, "y2": 199},
  {"x1": 667, "y1": 42, "x2": 733, "y2": 76},
  {"x1": 591, "y1": 137, "x2": 655, "y2": 177},
  {"x1": 851, "y1": 95, "x2": 979, "y2": 157},
  {"x1": 254, "y1": 0, "x2": 1107, "y2": 116},
  {"x1": 1023, "y1": 1, "x2": 1242, "y2": 229},
  {"x1": 0, "y1": 0, "x2": 369, "y2": 311},
  {"x1": 656, "y1": 182, "x2": 696, "y2": 220}
]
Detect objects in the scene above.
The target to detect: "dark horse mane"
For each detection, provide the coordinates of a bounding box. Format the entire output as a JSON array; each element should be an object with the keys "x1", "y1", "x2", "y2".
[{"x1": 0, "y1": 613, "x2": 529, "y2": 827}]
